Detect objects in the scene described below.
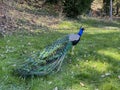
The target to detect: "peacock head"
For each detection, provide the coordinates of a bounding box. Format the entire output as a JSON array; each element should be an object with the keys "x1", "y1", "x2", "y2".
[{"x1": 78, "y1": 27, "x2": 85, "y2": 36}]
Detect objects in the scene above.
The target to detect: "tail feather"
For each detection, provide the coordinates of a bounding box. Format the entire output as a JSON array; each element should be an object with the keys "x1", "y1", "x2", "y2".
[{"x1": 15, "y1": 36, "x2": 72, "y2": 77}]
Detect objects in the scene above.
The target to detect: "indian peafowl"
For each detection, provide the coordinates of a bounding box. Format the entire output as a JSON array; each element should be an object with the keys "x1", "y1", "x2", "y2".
[{"x1": 15, "y1": 27, "x2": 85, "y2": 77}]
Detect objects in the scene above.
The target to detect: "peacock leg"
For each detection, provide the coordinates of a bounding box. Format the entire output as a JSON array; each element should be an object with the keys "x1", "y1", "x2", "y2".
[{"x1": 71, "y1": 46, "x2": 75, "y2": 55}]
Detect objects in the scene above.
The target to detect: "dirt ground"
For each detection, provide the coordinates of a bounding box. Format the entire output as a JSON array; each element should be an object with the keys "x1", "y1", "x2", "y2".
[{"x1": 0, "y1": 2, "x2": 17, "y2": 35}]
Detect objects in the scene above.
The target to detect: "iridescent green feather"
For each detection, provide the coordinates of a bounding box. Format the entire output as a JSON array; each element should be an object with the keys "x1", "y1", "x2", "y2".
[{"x1": 15, "y1": 35, "x2": 72, "y2": 77}]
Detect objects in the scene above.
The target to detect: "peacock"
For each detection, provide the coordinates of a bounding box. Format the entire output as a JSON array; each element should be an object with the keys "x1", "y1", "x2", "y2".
[{"x1": 15, "y1": 27, "x2": 85, "y2": 77}]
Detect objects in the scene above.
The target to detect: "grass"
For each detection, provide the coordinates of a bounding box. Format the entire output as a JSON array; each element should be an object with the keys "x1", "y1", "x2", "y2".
[
  {"x1": 0, "y1": 3, "x2": 120, "y2": 90},
  {"x1": 0, "y1": 24, "x2": 120, "y2": 90}
]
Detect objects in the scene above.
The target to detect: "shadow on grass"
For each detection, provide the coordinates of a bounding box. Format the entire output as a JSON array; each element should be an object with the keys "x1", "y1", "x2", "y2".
[
  {"x1": 1, "y1": 9, "x2": 120, "y2": 89},
  {"x1": 1, "y1": 28, "x2": 120, "y2": 90},
  {"x1": 13, "y1": 30, "x2": 119, "y2": 89},
  {"x1": 0, "y1": 29, "x2": 70, "y2": 90},
  {"x1": 70, "y1": 31, "x2": 120, "y2": 89}
]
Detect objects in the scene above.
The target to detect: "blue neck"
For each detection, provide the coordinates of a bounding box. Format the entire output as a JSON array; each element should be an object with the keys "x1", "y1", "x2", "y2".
[{"x1": 78, "y1": 28, "x2": 84, "y2": 36}]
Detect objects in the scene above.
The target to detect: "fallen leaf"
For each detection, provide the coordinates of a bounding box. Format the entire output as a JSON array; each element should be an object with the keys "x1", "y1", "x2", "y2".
[
  {"x1": 12, "y1": 64, "x2": 16, "y2": 67},
  {"x1": 80, "y1": 82, "x2": 85, "y2": 87},
  {"x1": 53, "y1": 87, "x2": 58, "y2": 90},
  {"x1": 101, "y1": 75, "x2": 105, "y2": 78},
  {"x1": 118, "y1": 75, "x2": 120, "y2": 79},
  {"x1": 101, "y1": 72, "x2": 111, "y2": 78},
  {"x1": 28, "y1": 42, "x2": 31, "y2": 45},
  {"x1": 105, "y1": 72, "x2": 111, "y2": 76},
  {"x1": 48, "y1": 81, "x2": 52, "y2": 85},
  {"x1": 95, "y1": 89, "x2": 99, "y2": 90}
]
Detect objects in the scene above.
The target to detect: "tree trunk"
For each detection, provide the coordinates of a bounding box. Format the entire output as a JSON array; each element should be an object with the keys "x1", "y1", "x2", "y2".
[
  {"x1": 110, "y1": 0, "x2": 112, "y2": 20},
  {"x1": 115, "y1": 2, "x2": 119, "y2": 16}
]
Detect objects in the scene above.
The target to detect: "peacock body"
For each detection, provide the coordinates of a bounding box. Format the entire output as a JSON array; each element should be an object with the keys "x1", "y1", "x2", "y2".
[{"x1": 15, "y1": 28, "x2": 84, "y2": 77}]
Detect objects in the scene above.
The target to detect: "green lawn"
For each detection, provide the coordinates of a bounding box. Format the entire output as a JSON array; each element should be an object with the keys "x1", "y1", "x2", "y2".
[{"x1": 0, "y1": 17, "x2": 120, "y2": 90}]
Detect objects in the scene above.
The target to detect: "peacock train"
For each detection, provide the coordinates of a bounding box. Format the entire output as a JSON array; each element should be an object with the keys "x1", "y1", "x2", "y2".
[{"x1": 14, "y1": 27, "x2": 85, "y2": 77}]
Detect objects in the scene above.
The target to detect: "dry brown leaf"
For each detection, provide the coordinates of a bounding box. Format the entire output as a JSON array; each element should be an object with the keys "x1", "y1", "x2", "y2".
[
  {"x1": 80, "y1": 82, "x2": 85, "y2": 87},
  {"x1": 118, "y1": 75, "x2": 120, "y2": 79}
]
